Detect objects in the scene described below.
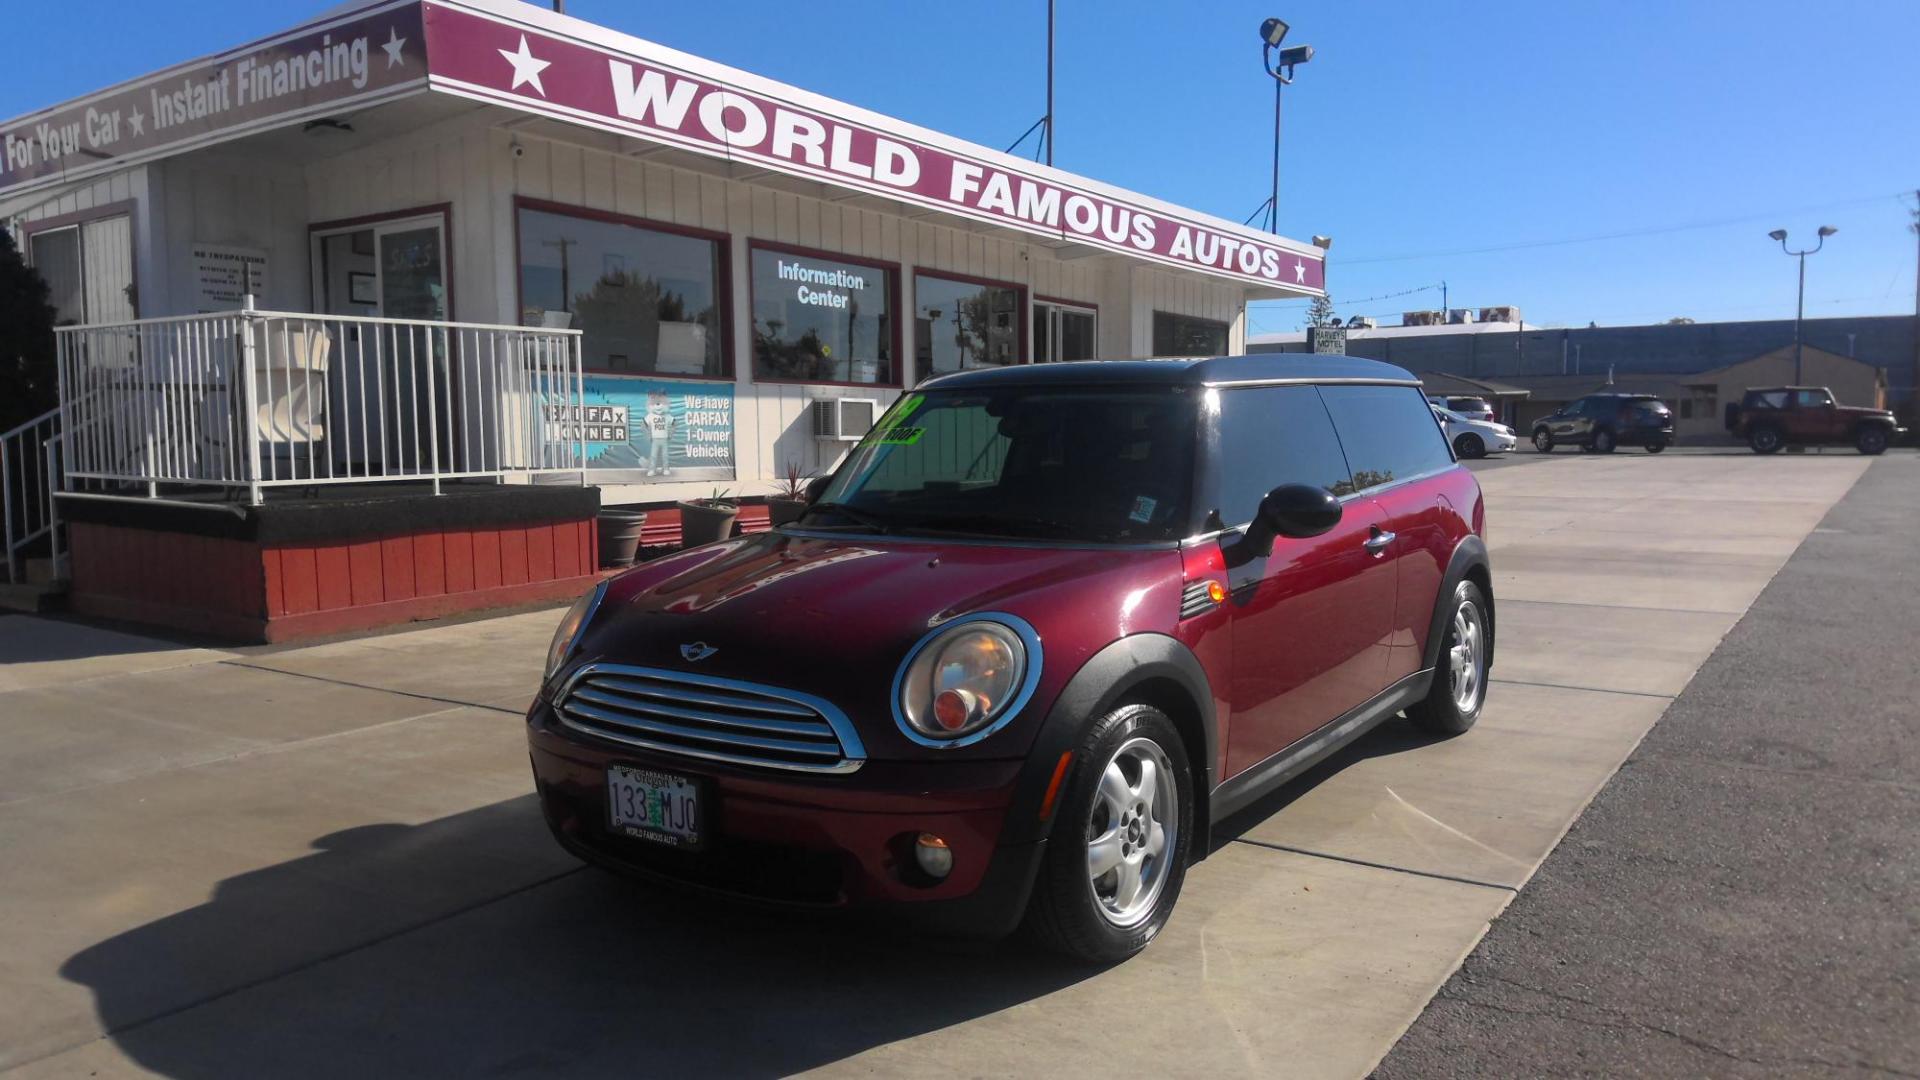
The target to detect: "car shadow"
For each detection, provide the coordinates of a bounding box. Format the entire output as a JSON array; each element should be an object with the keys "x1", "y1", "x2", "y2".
[
  {"x1": 1207, "y1": 716, "x2": 1453, "y2": 852},
  {"x1": 59, "y1": 795, "x2": 1096, "y2": 1079}
]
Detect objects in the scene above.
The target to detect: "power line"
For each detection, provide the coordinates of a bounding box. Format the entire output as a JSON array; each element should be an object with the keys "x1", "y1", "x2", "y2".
[{"x1": 1336, "y1": 190, "x2": 1911, "y2": 266}]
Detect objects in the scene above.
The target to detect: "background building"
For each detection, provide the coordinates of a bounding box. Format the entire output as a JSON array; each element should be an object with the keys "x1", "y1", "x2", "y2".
[{"x1": 1251, "y1": 313, "x2": 1916, "y2": 435}]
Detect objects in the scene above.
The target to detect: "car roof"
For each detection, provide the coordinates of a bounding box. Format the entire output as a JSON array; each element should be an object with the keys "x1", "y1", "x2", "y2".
[{"x1": 918, "y1": 354, "x2": 1420, "y2": 391}]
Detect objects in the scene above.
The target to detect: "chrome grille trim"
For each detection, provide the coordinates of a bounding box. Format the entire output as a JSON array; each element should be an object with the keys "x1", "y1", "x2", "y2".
[{"x1": 556, "y1": 663, "x2": 865, "y2": 774}]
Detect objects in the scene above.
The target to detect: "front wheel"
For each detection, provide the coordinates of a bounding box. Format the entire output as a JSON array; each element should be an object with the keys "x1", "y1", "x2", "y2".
[
  {"x1": 1532, "y1": 429, "x2": 1554, "y2": 453},
  {"x1": 1857, "y1": 426, "x2": 1889, "y2": 456},
  {"x1": 1024, "y1": 704, "x2": 1193, "y2": 964},
  {"x1": 1409, "y1": 579, "x2": 1491, "y2": 736},
  {"x1": 1454, "y1": 433, "x2": 1486, "y2": 459}
]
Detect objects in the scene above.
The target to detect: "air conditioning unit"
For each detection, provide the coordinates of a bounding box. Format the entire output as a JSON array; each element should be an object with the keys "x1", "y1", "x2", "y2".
[
  {"x1": 1479, "y1": 305, "x2": 1521, "y2": 324},
  {"x1": 813, "y1": 397, "x2": 879, "y2": 442},
  {"x1": 1348, "y1": 315, "x2": 1378, "y2": 330}
]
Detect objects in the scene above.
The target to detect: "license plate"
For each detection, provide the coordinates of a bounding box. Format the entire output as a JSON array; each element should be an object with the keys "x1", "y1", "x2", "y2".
[{"x1": 606, "y1": 765, "x2": 703, "y2": 849}]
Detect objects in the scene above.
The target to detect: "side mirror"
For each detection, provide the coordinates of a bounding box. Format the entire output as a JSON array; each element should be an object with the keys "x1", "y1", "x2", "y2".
[
  {"x1": 1230, "y1": 484, "x2": 1342, "y2": 563},
  {"x1": 803, "y1": 476, "x2": 832, "y2": 504}
]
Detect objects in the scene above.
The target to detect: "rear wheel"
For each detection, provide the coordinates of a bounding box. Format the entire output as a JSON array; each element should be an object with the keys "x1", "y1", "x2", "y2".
[
  {"x1": 1856, "y1": 426, "x2": 1889, "y2": 456},
  {"x1": 1024, "y1": 704, "x2": 1193, "y2": 964},
  {"x1": 1532, "y1": 429, "x2": 1554, "y2": 453},
  {"x1": 1593, "y1": 428, "x2": 1617, "y2": 454},
  {"x1": 1646, "y1": 442, "x2": 1667, "y2": 454},
  {"x1": 1409, "y1": 579, "x2": 1490, "y2": 736},
  {"x1": 1454, "y1": 433, "x2": 1486, "y2": 459},
  {"x1": 1749, "y1": 426, "x2": 1784, "y2": 454}
]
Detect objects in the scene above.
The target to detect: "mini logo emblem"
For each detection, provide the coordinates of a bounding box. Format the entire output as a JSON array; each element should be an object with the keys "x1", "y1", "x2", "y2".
[{"x1": 680, "y1": 642, "x2": 717, "y2": 662}]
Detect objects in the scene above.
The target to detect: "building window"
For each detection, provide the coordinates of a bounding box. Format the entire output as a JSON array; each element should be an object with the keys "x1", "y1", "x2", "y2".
[
  {"x1": 517, "y1": 203, "x2": 727, "y2": 377},
  {"x1": 1152, "y1": 311, "x2": 1229, "y2": 357},
  {"x1": 1679, "y1": 399, "x2": 1693, "y2": 420},
  {"x1": 914, "y1": 271, "x2": 1023, "y2": 375},
  {"x1": 26, "y1": 213, "x2": 136, "y2": 325},
  {"x1": 750, "y1": 244, "x2": 896, "y2": 384},
  {"x1": 1034, "y1": 300, "x2": 1097, "y2": 363}
]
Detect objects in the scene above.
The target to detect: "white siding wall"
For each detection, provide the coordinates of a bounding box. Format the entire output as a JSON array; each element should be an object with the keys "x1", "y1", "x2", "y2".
[{"x1": 10, "y1": 116, "x2": 1257, "y2": 502}]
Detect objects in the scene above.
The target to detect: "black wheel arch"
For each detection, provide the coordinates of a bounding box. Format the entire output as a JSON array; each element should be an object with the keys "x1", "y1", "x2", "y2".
[
  {"x1": 1001, "y1": 633, "x2": 1216, "y2": 851},
  {"x1": 1424, "y1": 536, "x2": 1495, "y2": 677}
]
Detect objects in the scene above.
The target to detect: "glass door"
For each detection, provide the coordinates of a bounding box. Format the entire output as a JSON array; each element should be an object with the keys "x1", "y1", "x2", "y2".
[
  {"x1": 1033, "y1": 301, "x2": 1097, "y2": 363},
  {"x1": 310, "y1": 214, "x2": 450, "y2": 476}
]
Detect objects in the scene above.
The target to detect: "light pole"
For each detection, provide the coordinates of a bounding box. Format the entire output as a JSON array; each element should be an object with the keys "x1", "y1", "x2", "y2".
[
  {"x1": 1246, "y1": 18, "x2": 1313, "y2": 235},
  {"x1": 1769, "y1": 225, "x2": 1836, "y2": 384}
]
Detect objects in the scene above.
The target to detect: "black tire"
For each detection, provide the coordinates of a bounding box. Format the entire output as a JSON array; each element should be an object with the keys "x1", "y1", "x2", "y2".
[
  {"x1": 1532, "y1": 429, "x2": 1554, "y2": 453},
  {"x1": 1592, "y1": 427, "x2": 1617, "y2": 454},
  {"x1": 1408, "y1": 579, "x2": 1491, "y2": 736},
  {"x1": 1646, "y1": 442, "x2": 1667, "y2": 454},
  {"x1": 1024, "y1": 703, "x2": 1194, "y2": 964},
  {"x1": 1454, "y1": 433, "x2": 1486, "y2": 459},
  {"x1": 1749, "y1": 426, "x2": 1784, "y2": 454},
  {"x1": 1856, "y1": 426, "x2": 1889, "y2": 456}
]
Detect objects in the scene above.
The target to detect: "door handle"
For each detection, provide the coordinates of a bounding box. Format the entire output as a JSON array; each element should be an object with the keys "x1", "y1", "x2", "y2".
[{"x1": 1363, "y1": 528, "x2": 1396, "y2": 556}]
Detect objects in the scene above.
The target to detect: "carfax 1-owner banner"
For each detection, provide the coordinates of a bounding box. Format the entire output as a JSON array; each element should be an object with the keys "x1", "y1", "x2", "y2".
[{"x1": 545, "y1": 378, "x2": 735, "y2": 481}]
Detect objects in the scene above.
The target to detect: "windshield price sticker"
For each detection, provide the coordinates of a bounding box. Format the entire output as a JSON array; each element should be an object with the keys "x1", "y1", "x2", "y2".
[{"x1": 876, "y1": 425, "x2": 925, "y2": 445}]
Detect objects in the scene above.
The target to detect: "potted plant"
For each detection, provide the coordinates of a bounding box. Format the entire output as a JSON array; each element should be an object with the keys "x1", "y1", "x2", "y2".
[
  {"x1": 596, "y1": 503, "x2": 650, "y2": 569},
  {"x1": 767, "y1": 461, "x2": 813, "y2": 527},
  {"x1": 676, "y1": 487, "x2": 740, "y2": 547}
]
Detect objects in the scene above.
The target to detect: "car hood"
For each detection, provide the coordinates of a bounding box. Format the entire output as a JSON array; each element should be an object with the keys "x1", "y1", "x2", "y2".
[
  {"x1": 565, "y1": 531, "x2": 1185, "y2": 759},
  {"x1": 1837, "y1": 405, "x2": 1898, "y2": 420}
]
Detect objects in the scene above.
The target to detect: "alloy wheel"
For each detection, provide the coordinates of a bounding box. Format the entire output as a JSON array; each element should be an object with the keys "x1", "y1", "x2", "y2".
[
  {"x1": 1448, "y1": 599, "x2": 1486, "y2": 714},
  {"x1": 1533, "y1": 430, "x2": 1553, "y2": 452},
  {"x1": 1085, "y1": 736, "x2": 1179, "y2": 929}
]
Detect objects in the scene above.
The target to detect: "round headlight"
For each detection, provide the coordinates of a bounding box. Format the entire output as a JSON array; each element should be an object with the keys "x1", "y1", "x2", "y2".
[
  {"x1": 896, "y1": 618, "x2": 1037, "y2": 744},
  {"x1": 544, "y1": 582, "x2": 606, "y2": 681}
]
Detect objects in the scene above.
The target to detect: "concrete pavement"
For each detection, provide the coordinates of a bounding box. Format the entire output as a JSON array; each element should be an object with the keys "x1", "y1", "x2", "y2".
[
  {"x1": 0, "y1": 451, "x2": 1875, "y2": 1078},
  {"x1": 1379, "y1": 453, "x2": 1919, "y2": 1077}
]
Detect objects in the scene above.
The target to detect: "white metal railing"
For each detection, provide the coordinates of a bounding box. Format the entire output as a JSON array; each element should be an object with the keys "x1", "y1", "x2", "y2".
[
  {"x1": 54, "y1": 299, "x2": 587, "y2": 504},
  {"x1": 1, "y1": 408, "x2": 60, "y2": 584}
]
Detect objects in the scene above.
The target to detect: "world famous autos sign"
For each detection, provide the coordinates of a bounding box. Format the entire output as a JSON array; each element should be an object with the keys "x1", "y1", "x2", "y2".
[
  {"x1": 0, "y1": 2, "x2": 425, "y2": 198},
  {"x1": 418, "y1": 2, "x2": 1326, "y2": 294}
]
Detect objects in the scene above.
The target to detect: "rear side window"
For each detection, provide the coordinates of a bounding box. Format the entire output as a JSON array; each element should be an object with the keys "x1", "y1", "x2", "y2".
[
  {"x1": 1214, "y1": 385, "x2": 1352, "y2": 524},
  {"x1": 1749, "y1": 390, "x2": 1787, "y2": 409},
  {"x1": 1318, "y1": 384, "x2": 1454, "y2": 492}
]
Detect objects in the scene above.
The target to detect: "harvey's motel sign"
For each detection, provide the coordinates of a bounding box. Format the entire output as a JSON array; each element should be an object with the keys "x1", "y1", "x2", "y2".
[{"x1": 1, "y1": 0, "x2": 1326, "y2": 296}]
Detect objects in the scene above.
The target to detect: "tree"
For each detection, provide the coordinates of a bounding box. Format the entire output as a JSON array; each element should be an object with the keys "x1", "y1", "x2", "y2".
[
  {"x1": 1665, "y1": 316, "x2": 1695, "y2": 325},
  {"x1": 1306, "y1": 293, "x2": 1337, "y2": 328},
  {"x1": 0, "y1": 229, "x2": 58, "y2": 431}
]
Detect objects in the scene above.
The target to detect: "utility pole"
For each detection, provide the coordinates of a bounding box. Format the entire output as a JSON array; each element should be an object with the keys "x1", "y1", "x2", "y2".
[
  {"x1": 1045, "y1": 0, "x2": 1054, "y2": 166},
  {"x1": 1910, "y1": 189, "x2": 1918, "y2": 417}
]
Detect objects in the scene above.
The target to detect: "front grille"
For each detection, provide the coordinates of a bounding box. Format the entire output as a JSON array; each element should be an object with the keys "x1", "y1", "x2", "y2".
[{"x1": 556, "y1": 664, "x2": 864, "y2": 774}]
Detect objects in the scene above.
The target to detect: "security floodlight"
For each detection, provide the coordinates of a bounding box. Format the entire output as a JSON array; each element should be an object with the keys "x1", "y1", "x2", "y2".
[
  {"x1": 1768, "y1": 229, "x2": 1788, "y2": 241},
  {"x1": 1278, "y1": 44, "x2": 1315, "y2": 67},
  {"x1": 1817, "y1": 225, "x2": 1837, "y2": 237},
  {"x1": 1311, "y1": 234, "x2": 1332, "y2": 249},
  {"x1": 1260, "y1": 18, "x2": 1289, "y2": 47}
]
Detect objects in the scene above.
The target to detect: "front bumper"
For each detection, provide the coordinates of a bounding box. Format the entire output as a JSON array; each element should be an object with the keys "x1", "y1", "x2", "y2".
[
  {"x1": 527, "y1": 701, "x2": 1047, "y2": 938},
  {"x1": 1491, "y1": 431, "x2": 1519, "y2": 452}
]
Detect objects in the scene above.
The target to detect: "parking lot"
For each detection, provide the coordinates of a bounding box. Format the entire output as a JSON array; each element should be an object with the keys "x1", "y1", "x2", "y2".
[{"x1": 0, "y1": 448, "x2": 1902, "y2": 1078}]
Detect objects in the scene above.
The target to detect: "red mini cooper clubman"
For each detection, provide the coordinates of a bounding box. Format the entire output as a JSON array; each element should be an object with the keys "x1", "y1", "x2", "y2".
[{"x1": 528, "y1": 355, "x2": 1493, "y2": 963}]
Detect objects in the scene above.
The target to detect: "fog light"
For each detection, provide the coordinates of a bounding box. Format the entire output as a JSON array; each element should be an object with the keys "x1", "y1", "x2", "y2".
[{"x1": 914, "y1": 833, "x2": 953, "y2": 880}]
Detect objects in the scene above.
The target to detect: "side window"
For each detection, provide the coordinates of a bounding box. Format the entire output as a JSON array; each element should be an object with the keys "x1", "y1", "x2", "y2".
[
  {"x1": 1214, "y1": 386, "x2": 1352, "y2": 524},
  {"x1": 1751, "y1": 390, "x2": 1787, "y2": 410},
  {"x1": 1317, "y1": 384, "x2": 1454, "y2": 493},
  {"x1": 1793, "y1": 389, "x2": 1832, "y2": 409}
]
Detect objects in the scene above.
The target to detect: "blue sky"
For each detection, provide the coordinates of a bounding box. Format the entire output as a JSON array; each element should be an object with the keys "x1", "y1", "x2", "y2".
[{"x1": 7, "y1": 0, "x2": 1917, "y2": 333}]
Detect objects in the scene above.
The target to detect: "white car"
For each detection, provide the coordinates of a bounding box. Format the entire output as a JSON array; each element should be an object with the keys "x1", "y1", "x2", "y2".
[{"x1": 1433, "y1": 405, "x2": 1517, "y2": 459}]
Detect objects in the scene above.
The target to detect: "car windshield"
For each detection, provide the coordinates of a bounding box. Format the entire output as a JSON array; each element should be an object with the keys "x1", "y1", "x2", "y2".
[
  {"x1": 809, "y1": 387, "x2": 1197, "y2": 543},
  {"x1": 1453, "y1": 398, "x2": 1492, "y2": 412}
]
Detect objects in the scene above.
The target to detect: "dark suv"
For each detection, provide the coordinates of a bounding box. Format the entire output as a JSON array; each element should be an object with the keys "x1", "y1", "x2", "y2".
[
  {"x1": 1532, "y1": 393, "x2": 1674, "y2": 454},
  {"x1": 1726, "y1": 386, "x2": 1904, "y2": 455},
  {"x1": 529, "y1": 355, "x2": 1494, "y2": 963}
]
